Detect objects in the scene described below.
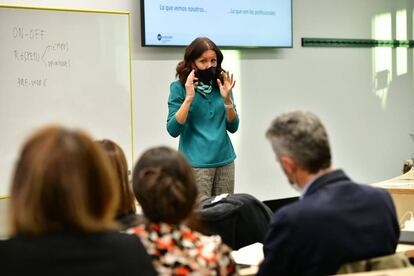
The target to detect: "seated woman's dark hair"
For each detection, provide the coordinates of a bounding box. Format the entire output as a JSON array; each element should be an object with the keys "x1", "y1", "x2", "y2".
[{"x1": 132, "y1": 146, "x2": 198, "y2": 225}]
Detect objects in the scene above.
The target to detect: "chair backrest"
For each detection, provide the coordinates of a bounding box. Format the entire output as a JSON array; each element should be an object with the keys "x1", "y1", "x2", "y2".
[
  {"x1": 197, "y1": 193, "x2": 273, "y2": 250},
  {"x1": 262, "y1": 196, "x2": 298, "y2": 213},
  {"x1": 337, "y1": 252, "x2": 412, "y2": 274}
]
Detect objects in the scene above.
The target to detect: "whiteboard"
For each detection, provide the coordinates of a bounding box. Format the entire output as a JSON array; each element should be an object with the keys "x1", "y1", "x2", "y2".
[{"x1": 0, "y1": 6, "x2": 133, "y2": 196}]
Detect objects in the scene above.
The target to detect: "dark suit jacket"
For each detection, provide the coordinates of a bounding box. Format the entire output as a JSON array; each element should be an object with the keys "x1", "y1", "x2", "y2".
[
  {"x1": 0, "y1": 231, "x2": 157, "y2": 276},
  {"x1": 257, "y1": 169, "x2": 400, "y2": 276}
]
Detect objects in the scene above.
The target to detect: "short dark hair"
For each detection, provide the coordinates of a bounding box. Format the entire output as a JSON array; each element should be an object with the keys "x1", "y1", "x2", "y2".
[
  {"x1": 10, "y1": 126, "x2": 119, "y2": 236},
  {"x1": 132, "y1": 146, "x2": 198, "y2": 224},
  {"x1": 266, "y1": 111, "x2": 332, "y2": 173},
  {"x1": 176, "y1": 37, "x2": 224, "y2": 86}
]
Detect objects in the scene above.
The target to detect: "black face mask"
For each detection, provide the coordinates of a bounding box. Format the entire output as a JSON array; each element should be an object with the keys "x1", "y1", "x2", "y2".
[{"x1": 195, "y1": 67, "x2": 218, "y2": 84}]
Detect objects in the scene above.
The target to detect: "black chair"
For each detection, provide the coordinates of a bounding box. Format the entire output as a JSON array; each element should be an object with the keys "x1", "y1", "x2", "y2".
[
  {"x1": 197, "y1": 193, "x2": 273, "y2": 250},
  {"x1": 262, "y1": 196, "x2": 299, "y2": 213}
]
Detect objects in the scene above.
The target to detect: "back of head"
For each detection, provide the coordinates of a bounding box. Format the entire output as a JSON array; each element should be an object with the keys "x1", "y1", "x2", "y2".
[
  {"x1": 9, "y1": 126, "x2": 119, "y2": 236},
  {"x1": 132, "y1": 146, "x2": 197, "y2": 225},
  {"x1": 97, "y1": 139, "x2": 136, "y2": 217},
  {"x1": 266, "y1": 110, "x2": 332, "y2": 173}
]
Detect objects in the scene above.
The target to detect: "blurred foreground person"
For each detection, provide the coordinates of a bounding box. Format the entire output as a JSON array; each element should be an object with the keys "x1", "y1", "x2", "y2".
[
  {"x1": 0, "y1": 126, "x2": 156, "y2": 276},
  {"x1": 98, "y1": 139, "x2": 143, "y2": 229}
]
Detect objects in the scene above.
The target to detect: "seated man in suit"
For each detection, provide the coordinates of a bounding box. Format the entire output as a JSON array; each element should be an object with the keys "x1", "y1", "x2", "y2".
[{"x1": 257, "y1": 110, "x2": 400, "y2": 276}]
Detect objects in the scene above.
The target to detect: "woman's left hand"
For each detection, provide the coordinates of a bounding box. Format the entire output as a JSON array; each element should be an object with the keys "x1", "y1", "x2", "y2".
[{"x1": 217, "y1": 71, "x2": 236, "y2": 100}]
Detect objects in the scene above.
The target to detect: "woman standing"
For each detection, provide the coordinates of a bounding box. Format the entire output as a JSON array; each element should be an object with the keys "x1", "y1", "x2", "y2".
[{"x1": 167, "y1": 37, "x2": 239, "y2": 198}]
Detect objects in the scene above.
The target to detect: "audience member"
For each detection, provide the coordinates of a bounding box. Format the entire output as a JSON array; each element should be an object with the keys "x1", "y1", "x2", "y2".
[
  {"x1": 257, "y1": 111, "x2": 400, "y2": 276},
  {"x1": 0, "y1": 126, "x2": 156, "y2": 276},
  {"x1": 128, "y1": 146, "x2": 237, "y2": 275},
  {"x1": 97, "y1": 139, "x2": 144, "y2": 229}
]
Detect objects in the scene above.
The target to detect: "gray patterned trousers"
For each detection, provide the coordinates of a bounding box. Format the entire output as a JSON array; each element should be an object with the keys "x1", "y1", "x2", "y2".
[{"x1": 193, "y1": 162, "x2": 235, "y2": 199}]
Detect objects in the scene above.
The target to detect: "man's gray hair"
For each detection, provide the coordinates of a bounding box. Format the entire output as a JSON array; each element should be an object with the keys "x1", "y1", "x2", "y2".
[{"x1": 266, "y1": 111, "x2": 331, "y2": 173}]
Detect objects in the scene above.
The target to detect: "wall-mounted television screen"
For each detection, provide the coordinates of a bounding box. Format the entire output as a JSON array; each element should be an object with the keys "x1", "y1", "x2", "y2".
[{"x1": 140, "y1": 0, "x2": 292, "y2": 48}]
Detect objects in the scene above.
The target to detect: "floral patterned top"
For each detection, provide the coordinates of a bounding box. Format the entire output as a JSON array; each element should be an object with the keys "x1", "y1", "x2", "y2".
[{"x1": 127, "y1": 223, "x2": 237, "y2": 275}]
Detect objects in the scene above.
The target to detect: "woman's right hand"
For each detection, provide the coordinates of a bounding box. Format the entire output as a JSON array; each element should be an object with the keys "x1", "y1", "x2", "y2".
[{"x1": 184, "y1": 69, "x2": 197, "y2": 101}]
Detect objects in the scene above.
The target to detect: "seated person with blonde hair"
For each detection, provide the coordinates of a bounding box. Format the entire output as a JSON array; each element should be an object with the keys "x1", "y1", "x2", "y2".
[{"x1": 0, "y1": 126, "x2": 156, "y2": 276}]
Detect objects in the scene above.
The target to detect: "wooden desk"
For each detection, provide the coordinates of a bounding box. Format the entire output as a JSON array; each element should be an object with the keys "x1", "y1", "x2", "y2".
[
  {"x1": 0, "y1": 197, "x2": 8, "y2": 239},
  {"x1": 239, "y1": 265, "x2": 259, "y2": 276},
  {"x1": 337, "y1": 267, "x2": 414, "y2": 276},
  {"x1": 236, "y1": 244, "x2": 414, "y2": 276},
  {"x1": 371, "y1": 168, "x2": 414, "y2": 225}
]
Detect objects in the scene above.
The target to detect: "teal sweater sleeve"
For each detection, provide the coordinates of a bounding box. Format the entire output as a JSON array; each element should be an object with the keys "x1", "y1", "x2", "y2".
[
  {"x1": 226, "y1": 93, "x2": 239, "y2": 133},
  {"x1": 166, "y1": 82, "x2": 185, "y2": 137}
]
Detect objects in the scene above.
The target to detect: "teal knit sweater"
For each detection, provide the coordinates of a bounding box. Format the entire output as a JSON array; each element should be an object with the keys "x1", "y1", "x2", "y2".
[{"x1": 167, "y1": 80, "x2": 239, "y2": 168}]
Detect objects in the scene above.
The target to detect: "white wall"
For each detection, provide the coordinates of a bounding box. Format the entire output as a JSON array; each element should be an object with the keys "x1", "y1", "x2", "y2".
[{"x1": 0, "y1": 0, "x2": 413, "y2": 200}]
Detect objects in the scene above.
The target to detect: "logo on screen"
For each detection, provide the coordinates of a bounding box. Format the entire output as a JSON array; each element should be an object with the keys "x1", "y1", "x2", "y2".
[{"x1": 156, "y1": 33, "x2": 173, "y2": 44}]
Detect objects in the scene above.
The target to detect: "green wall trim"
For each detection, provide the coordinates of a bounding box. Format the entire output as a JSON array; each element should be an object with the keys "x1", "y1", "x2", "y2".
[{"x1": 302, "y1": 38, "x2": 414, "y2": 48}]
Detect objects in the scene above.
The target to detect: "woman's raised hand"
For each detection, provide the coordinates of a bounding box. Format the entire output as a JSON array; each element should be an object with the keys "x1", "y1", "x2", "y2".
[
  {"x1": 184, "y1": 69, "x2": 197, "y2": 100},
  {"x1": 217, "y1": 71, "x2": 236, "y2": 100}
]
